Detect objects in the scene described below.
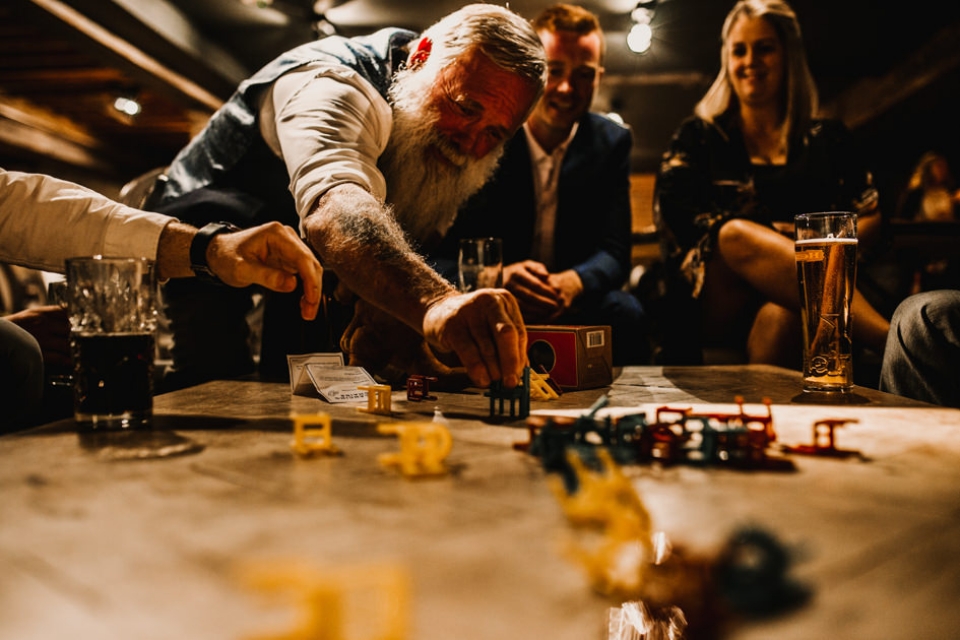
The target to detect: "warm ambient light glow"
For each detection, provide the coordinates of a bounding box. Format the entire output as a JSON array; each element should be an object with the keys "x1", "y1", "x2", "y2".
[
  {"x1": 113, "y1": 96, "x2": 142, "y2": 117},
  {"x1": 31, "y1": 0, "x2": 223, "y2": 111},
  {"x1": 627, "y1": 22, "x2": 652, "y2": 54},
  {"x1": 314, "y1": 17, "x2": 336, "y2": 37},
  {"x1": 628, "y1": 0, "x2": 656, "y2": 54}
]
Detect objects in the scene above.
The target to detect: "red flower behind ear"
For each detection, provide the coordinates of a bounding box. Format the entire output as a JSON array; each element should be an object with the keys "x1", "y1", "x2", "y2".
[{"x1": 410, "y1": 37, "x2": 433, "y2": 68}]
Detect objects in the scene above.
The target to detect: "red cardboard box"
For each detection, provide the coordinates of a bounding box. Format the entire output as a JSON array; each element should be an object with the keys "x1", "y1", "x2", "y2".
[{"x1": 526, "y1": 325, "x2": 613, "y2": 390}]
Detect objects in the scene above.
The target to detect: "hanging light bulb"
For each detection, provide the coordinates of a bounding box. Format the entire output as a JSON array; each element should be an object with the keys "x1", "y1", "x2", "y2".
[
  {"x1": 113, "y1": 95, "x2": 141, "y2": 118},
  {"x1": 627, "y1": 0, "x2": 656, "y2": 55},
  {"x1": 627, "y1": 22, "x2": 653, "y2": 54}
]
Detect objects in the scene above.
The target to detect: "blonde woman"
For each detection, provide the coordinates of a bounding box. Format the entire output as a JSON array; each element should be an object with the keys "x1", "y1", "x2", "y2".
[{"x1": 653, "y1": 0, "x2": 889, "y2": 370}]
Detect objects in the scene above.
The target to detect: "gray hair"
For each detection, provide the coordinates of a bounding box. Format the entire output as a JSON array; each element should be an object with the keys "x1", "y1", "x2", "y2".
[
  {"x1": 420, "y1": 4, "x2": 547, "y2": 98},
  {"x1": 695, "y1": 0, "x2": 818, "y2": 140}
]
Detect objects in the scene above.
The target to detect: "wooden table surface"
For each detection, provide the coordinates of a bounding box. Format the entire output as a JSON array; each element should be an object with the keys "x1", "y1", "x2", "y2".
[{"x1": 2, "y1": 365, "x2": 959, "y2": 640}]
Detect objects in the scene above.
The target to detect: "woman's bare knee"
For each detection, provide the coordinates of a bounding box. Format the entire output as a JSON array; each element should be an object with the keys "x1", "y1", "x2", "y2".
[
  {"x1": 747, "y1": 303, "x2": 802, "y2": 368},
  {"x1": 715, "y1": 220, "x2": 796, "y2": 305},
  {"x1": 717, "y1": 219, "x2": 762, "y2": 266}
]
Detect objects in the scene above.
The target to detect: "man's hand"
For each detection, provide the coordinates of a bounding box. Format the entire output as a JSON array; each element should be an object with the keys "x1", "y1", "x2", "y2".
[
  {"x1": 7, "y1": 305, "x2": 70, "y2": 371},
  {"x1": 207, "y1": 221, "x2": 323, "y2": 321},
  {"x1": 546, "y1": 269, "x2": 583, "y2": 314},
  {"x1": 502, "y1": 260, "x2": 562, "y2": 322},
  {"x1": 422, "y1": 289, "x2": 527, "y2": 389}
]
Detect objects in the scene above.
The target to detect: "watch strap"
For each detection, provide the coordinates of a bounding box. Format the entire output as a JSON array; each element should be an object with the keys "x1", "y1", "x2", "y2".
[{"x1": 190, "y1": 221, "x2": 239, "y2": 284}]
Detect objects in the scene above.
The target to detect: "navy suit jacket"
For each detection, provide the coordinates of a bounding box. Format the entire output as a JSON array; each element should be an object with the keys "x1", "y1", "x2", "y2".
[{"x1": 432, "y1": 112, "x2": 634, "y2": 301}]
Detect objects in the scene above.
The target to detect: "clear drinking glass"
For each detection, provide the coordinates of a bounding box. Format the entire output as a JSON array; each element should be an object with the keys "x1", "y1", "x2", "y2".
[
  {"x1": 794, "y1": 212, "x2": 858, "y2": 393},
  {"x1": 457, "y1": 237, "x2": 503, "y2": 293},
  {"x1": 65, "y1": 256, "x2": 158, "y2": 429}
]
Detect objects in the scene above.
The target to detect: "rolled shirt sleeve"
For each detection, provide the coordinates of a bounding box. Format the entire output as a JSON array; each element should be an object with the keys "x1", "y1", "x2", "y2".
[
  {"x1": 260, "y1": 64, "x2": 392, "y2": 229},
  {"x1": 0, "y1": 169, "x2": 171, "y2": 273}
]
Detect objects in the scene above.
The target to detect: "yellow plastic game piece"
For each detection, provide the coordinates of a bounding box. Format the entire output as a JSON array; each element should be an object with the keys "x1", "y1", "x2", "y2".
[
  {"x1": 291, "y1": 413, "x2": 341, "y2": 457},
  {"x1": 358, "y1": 384, "x2": 393, "y2": 416},
  {"x1": 528, "y1": 369, "x2": 559, "y2": 400},
  {"x1": 240, "y1": 561, "x2": 411, "y2": 640},
  {"x1": 377, "y1": 422, "x2": 452, "y2": 478},
  {"x1": 551, "y1": 449, "x2": 655, "y2": 598}
]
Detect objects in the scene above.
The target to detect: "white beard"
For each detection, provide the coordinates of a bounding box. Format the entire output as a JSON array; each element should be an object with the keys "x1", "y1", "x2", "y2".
[{"x1": 380, "y1": 66, "x2": 503, "y2": 248}]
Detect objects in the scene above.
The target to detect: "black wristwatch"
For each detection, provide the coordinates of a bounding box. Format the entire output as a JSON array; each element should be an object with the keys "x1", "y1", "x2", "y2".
[{"x1": 190, "y1": 221, "x2": 240, "y2": 284}]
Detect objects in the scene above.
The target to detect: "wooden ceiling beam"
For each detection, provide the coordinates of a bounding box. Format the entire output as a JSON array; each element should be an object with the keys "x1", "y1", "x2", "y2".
[
  {"x1": 0, "y1": 94, "x2": 101, "y2": 147},
  {"x1": 26, "y1": 0, "x2": 225, "y2": 112},
  {"x1": 0, "y1": 68, "x2": 127, "y2": 85},
  {"x1": 0, "y1": 112, "x2": 111, "y2": 172},
  {"x1": 824, "y1": 20, "x2": 960, "y2": 129}
]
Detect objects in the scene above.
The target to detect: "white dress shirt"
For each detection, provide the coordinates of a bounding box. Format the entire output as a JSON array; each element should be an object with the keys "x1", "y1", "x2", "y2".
[
  {"x1": 259, "y1": 63, "x2": 393, "y2": 224},
  {"x1": 524, "y1": 122, "x2": 578, "y2": 270},
  {"x1": 0, "y1": 169, "x2": 171, "y2": 274}
]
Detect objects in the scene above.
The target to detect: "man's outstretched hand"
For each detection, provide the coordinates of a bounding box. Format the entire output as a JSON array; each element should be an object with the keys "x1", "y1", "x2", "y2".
[{"x1": 422, "y1": 289, "x2": 527, "y2": 389}]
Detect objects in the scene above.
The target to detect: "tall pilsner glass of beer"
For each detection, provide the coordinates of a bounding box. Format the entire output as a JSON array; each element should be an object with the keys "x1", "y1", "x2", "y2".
[
  {"x1": 794, "y1": 212, "x2": 857, "y2": 393},
  {"x1": 66, "y1": 256, "x2": 158, "y2": 429}
]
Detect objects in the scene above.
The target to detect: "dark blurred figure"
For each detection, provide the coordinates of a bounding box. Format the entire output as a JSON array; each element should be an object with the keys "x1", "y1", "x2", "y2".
[{"x1": 895, "y1": 151, "x2": 960, "y2": 294}]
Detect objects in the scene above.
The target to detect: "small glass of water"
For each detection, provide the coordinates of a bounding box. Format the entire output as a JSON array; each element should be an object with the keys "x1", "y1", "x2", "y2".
[{"x1": 457, "y1": 237, "x2": 503, "y2": 293}]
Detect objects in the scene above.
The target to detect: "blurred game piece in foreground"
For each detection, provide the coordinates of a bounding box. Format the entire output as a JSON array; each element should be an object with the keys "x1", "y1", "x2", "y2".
[
  {"x1": 291, "y1": 413, "x2": 341, "y2": 457},
  {"x1": 378, "y1": 422, "x2": 452, "y2": 478}
]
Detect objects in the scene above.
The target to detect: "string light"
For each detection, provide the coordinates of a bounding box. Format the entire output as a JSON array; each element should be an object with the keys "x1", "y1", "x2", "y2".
[
  {"x1": 628, "y1": 0, "x2": 656, "y2": 54},
  {"x1": 113, "y1": 95, "x2": 141, "y2": 117}
]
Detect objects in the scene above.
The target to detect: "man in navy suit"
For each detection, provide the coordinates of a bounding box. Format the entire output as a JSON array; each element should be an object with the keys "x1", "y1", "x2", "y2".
[{"x1": 432, "y1": 3, "x2": 649, "y2": 365}]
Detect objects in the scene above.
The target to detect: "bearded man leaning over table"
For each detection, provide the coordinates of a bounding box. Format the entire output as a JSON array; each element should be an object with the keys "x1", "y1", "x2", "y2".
[{"x1": 147, "y1": 4, "x2": 547, "y2": 392}]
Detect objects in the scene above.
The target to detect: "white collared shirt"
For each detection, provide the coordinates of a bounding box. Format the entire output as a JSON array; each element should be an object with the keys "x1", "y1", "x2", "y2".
[
  {"x1": 259, "y1": 63, "x2": 392, "y2": 228},
  {"x1": 0, "y1": 169, "x2": 171, "y2": 274},
  {"x1": 524, "y1": 122, "x2": 578, "y2": 270}
]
